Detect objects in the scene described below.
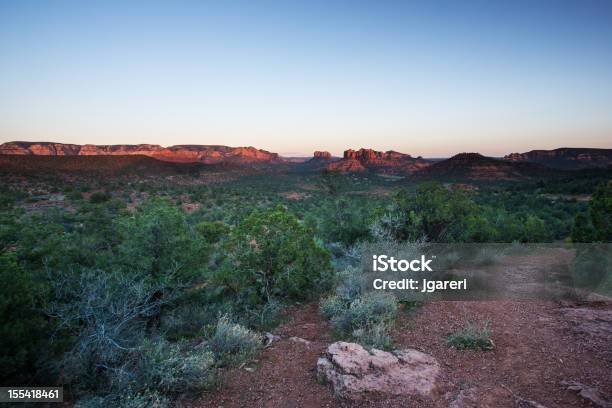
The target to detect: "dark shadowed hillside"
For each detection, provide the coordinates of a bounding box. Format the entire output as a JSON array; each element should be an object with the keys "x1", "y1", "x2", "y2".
[
  {"x1": 504, "y1": 148, "x2": 612, "y2": 170},
  {"x1": 0, "y1": 155, "x2": 215, "y2": 176},
  {"x1": 413, "y1": 153, "x2": 555, "y2": 180}
]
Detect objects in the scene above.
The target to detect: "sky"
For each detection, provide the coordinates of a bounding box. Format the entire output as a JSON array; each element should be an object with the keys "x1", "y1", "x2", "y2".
[{"x1": 1, "y1": 1, "x2": 611, "y2": 157}]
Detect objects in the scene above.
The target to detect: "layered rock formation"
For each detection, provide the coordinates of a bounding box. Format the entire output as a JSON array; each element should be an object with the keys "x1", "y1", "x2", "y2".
[
  {"x1": 317, "y1": 341, "x2": 440, "y2": 400},
  {"x1": 306, "y1": 150, "x2": 335, "y2": 165},
  {"x1": 504, "y1": 148, "x2": 612, "y2": 170},
  {"x1": 0, "y1": 141, "x2": 281, "y2": 164},
  {"x1": 328, "y1": 148, "x2": 430, "y2": 173},
  {"x1": 327, "y1": 158, "x2": 367, "y2": 172},
  {"x1": 342, "y1": 148, "x2": 410, "y2": 165},
  {"x1": 0, "y1": 142, "x2": 84, "y2": 156},
  {"x1": 313, "y1": 151, "x2": 332, "y2": 160}
]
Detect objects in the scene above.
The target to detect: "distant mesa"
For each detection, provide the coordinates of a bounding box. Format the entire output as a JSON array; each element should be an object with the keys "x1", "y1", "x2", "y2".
[
  {"x1": 504, "y1": 147, "x2": 612, "y2": 170},
  {"x1": 0, "y1": 141, "x2": 281, "y2": 164},
  {"x1": 313, "y1": 151, "x2": 332, "y2": 160},
  {"x1": 307, "y1": 151, "x2": 334, "y2": 164}
]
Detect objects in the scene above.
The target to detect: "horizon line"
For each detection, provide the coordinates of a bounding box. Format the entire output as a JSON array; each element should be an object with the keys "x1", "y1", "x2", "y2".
[{"x1": 2, "y1": 140, "x2": 611, "y2": 160}]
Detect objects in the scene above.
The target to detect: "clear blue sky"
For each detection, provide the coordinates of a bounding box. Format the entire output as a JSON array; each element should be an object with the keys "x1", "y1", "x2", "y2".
[{"x1": 1, "y1": 0, "x2": 611, "y2": 157}]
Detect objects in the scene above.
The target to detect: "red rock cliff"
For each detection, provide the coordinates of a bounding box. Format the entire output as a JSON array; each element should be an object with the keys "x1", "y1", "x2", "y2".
[
  {"x1": 504, "y1": 148, "x2": 612, "y2": 169},
  {"x1": 329, "y1": 148, "x2": 428, "y2": 173},
  {"x1": 313, "y1": 151, "x2": 332, "y2": 159},
  {"x1": 0, "y1": 141, "x2": 281, "y2": 164}
]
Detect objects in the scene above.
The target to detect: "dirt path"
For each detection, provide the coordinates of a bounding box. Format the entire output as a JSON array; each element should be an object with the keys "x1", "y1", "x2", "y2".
[
  {"x1": 192, "y1": 300, "x2": 612, "y2": 408},
  {"x1": 191, "y1": 303, "x2": 339, "y2": 408}
]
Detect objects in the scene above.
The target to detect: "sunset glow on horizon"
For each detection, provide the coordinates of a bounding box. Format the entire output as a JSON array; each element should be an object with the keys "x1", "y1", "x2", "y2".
[{"x1": 1, "y1": 1, "x2": 611, "y2": 157}]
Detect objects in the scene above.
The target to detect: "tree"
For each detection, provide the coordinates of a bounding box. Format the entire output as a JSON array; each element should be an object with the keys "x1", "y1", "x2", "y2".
[
  {"x1": 317, "y1": 169, "x2": 346, "y2": 197},
  {"x1": 216, "y1": 206, "x2": 333, "y2": 306},
  {"x1": 522, "y1": 215, "x2": 547, "y2": 243},
  {"x1": 115, "y1": 198, "x2": 207, "y2": 283},
  {"x1": 390, "y1": 183, "x2": 480, "y2": 242},
  {"x1": 590, "y1": 182, "x2": 611, "y2": 242},
  {"x1": 0, "y1": 252, "x2": 46, "y2": 384},
  {"x1": 571, "y1": 182, "x2": 611, "y2": 242},
  {"x1": 571, "y1": 212, "x2": 596, "y2": 243}
]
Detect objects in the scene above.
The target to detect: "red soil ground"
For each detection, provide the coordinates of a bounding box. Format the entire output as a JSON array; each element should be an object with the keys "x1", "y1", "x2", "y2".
[{"x1": 190, "y1": 297, "x2": 611, "y2": 408}]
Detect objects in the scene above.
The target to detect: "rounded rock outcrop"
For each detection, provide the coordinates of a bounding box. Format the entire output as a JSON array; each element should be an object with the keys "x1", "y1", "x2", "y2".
[{"x1": 316, "y1": 341, "x2": 440, "y2": 400}]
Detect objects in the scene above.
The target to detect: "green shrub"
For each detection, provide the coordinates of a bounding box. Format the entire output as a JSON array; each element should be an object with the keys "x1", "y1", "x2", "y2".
[
  {"x1": 160, "y1": 302, "x2": 217, "y2": 341},
  {"x1": 117, "y1": 390, "x2": 170, "y2": 408},
  {"x1": 391, "y1": 183, "x2": 480, "y2": 242},
  {"x1": 74, "y1": 389, "x2": 170, "y2": 408},
  {"x1": 352, "y1": 321, "x2": 393, "y2": 350},
  {"x1": 209, "y1": 315, "x2": 261, "y2": 367},
  {"x1": 445, "y1": 321, "x2": 494, "y2": 350},
  {"x1": 321, "y1": 289, "x2": 397, "y2": 349},
  {"x1": 474, "y1": 247, "x2": 502, "y2": 266},
  {"x1": 319, "y1": 264, "x2": 398, "y2": 349},
  {"x1": 330, "y1": 292, "x2": 397, "y2": 335},
  {"x1": 235, "y1": 299, "x2": 284, "y2": 330},
  {"x1": 73, "y1": 396, "x2": 108, "y2": 408},
  {"x1": 89, "y1": 191, "x2": 111, "y2": 203},
  {"x1": 571, "y1": 182, "x2": 611, "y2": 242},
  {"x1": 67, "y1": 190, "x2": 83, "y2": 201},
  {"x1": 320, "y1": 295, "x2": 346, "y2": 320},
  {"x1": 116, "y1": 198, "x2": 208, "y2": 282},
  {"x1": 333, "y1": 266, "x2": 362, "y2": 303},
  {"x1": 0, "y1": 252, "x2": 47, "y2": 384},
  {"x1": 195, "y1": 220, "x2": 230, "y2": 243},
  {"x1": 137, "y1": 339, "x2": 216, "y2": 395},
  {"x1": 217, "y1": 206, "x2": 334, "y2": 305}
]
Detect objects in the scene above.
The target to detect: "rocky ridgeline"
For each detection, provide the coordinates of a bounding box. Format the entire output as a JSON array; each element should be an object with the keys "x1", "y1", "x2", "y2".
[
  {"x1": 2, "y1": 142, "x2": 609, "y2": 176},
  {"x1": 504, "y1": 148, "x2": 612, "y2": 170},
  {"x1": 0, "y1": 141, "x2": 281, "y2": 164},
  {"x1": 414, "y1": 152, "x2": 550, "y2": 180}
]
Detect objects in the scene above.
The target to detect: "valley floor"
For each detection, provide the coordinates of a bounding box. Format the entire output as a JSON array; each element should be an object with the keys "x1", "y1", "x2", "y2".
[{"x1": 190, "y1": 298, "x2": 611, "y2": 408}]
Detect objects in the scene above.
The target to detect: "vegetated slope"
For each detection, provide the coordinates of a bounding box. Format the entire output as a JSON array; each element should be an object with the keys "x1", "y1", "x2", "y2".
[
  {"x1": 504, "y1": 147, "x2": 612, "y2": 170},
  {"x1": 413, "y1": 153, "x2": 556, "y2": 180},
  {"x1": 0, "y1": 154, "x2": 216, "y2": 176},
  {"x1": 0, "y1": 141, "x2": 282, "y2": 164}
]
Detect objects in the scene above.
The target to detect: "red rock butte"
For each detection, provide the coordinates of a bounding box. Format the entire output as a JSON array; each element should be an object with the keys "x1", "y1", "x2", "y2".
[{"x1": 328, "y1": 148, "x2": 429, "y2": 173}]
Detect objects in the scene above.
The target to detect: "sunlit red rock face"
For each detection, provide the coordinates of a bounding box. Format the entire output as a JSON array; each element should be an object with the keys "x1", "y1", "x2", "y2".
[
  {"x1": 313, "y1": 151, "x2": 332, "y2": 160},
  {"x1": 328, "y1": 148, "x2": 430, "y2": 173},
  {"x1": 0, "y1": 142, "x2": 281, "y2": 164},
  {"x1": 0, "y1": 142, "x2": 83, "y2": 156},
  {"x1": 504, "y1": 148, "x2": 612, "y2": 170},
  {"x1": 305, "y1": 151, "x2": 335, "y2": 167},
  {"x1": 328, "y1": 158, "x2": 366, "y2": 172},
  {"x1": 79, "y1": 144, "x2": 165, "y2": 156}
]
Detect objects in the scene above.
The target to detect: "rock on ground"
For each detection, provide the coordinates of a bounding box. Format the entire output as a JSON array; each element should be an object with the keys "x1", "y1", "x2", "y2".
[
  {"x1": 559, "y1": 307, "x2": 612, "y2": 341},
  {"x1": 316, "y1": 341, "x2": 440, "y2": 400},
  {"x1": 561, "y1": 380, "x2": 612, "y2": 408}
]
